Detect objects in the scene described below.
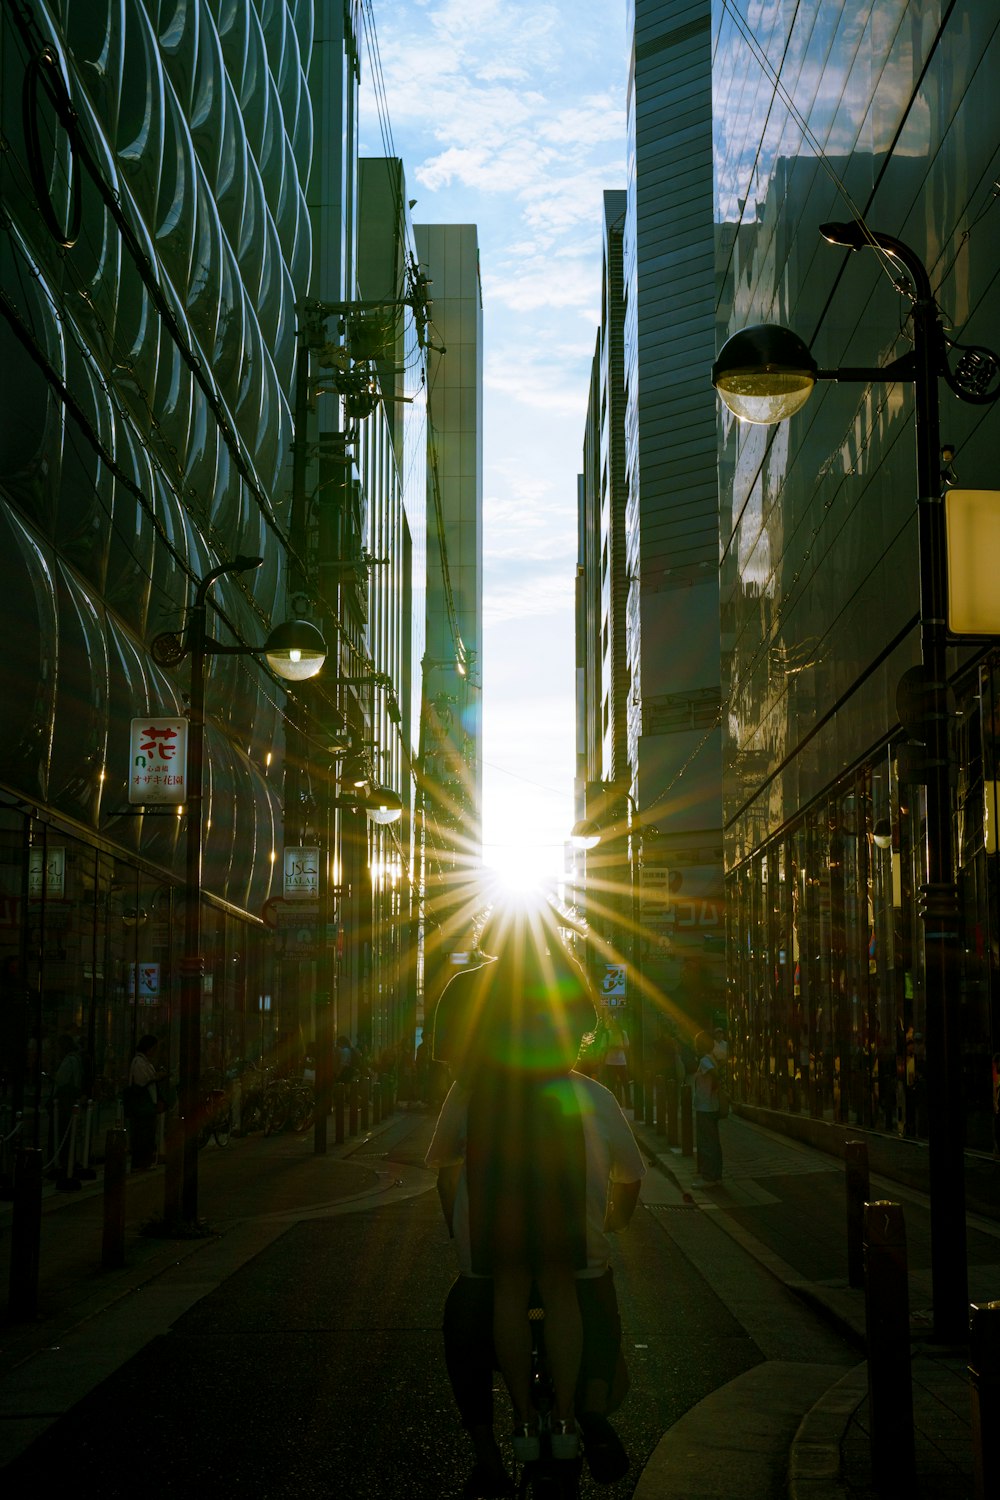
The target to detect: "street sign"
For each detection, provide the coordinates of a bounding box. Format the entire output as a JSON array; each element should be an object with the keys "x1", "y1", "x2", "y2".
[{"x1": 601, "y1": 964, "x2": 627, "y2": 999}]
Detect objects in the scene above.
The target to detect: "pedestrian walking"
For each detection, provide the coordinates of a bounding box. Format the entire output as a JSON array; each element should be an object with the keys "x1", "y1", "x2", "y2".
[
  {"x1": 691, "y1": 1029, "x2": 722, "y2": 1186},
  {"x1": 125, "y1": 1034, "x2": 163, "y2": 1169},
  {"x1": 601, "y1": 1016, "x2": 629, "y2": 1103}
]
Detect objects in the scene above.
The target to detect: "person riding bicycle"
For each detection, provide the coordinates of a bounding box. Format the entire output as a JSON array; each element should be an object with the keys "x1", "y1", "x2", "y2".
[{"x1": 427, "y1": 896, "x2": 645, "y2": 1494}]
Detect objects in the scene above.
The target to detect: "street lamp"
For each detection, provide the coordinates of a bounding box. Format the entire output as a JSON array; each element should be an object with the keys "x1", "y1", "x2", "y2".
[
  {"x1": 712, "y1": 221, "x2": 1000, "y2": 1342},
  {"x1": 570, "y1": 783, "x2": 647, "y2": 1115},
  {"x1": 152, "y1": 555, "x2": 327, "y2": 1222}
]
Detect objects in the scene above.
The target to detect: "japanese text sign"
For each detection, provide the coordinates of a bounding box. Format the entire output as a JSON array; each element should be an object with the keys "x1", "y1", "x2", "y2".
[{"x1": 129, "y1": 717, "x2": 188, "y2": 805}]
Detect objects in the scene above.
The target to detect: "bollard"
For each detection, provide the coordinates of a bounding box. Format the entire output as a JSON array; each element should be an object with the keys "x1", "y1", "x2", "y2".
[
  {"x1": 102, "y1": 1128, "x2": 128, "y2": 1269},
  {"x1": 864, "y1": 1200, "x2": 915, "y2": 1493},
  {"x1": 845, "y1": 1139, "x2": 870, "y2": 1289},
  {"x1": 666, "y1": 1078, "x2": 679, "y2": 1148},
  {"x1": 654, "y1": 1075, "x2": 666, "y2": 1138},
  {"x1": 348, "y1": 1081, "x2": 359, "y2": 1137},
  {"x1": 78, "y1": 1100, "x2": 97, "y2": 1180},
  {"x1": 162, "y1": 1114, "x2": 184, "y2": 1227},
  {"x1": 969, "y1": 1300, "x2": 1000, "y2": 1500},
  {"x1": 680, "y1": 1082, "x2": 693, "y2": 1157},
  {"x1": 372, "y1": 1078, "x2": 383, "y2": 1126},
  {"x1": 334, "y1": 1083, "x2": 345, "y2": 1145},
  {"x1": 8, "y1": 1146, "x2": 43, "y2": 1320},
  {"x1": 359, "y1": 1078, "x2": 370, "y2": 1133},
  {"x1": 57, "y1": 1104, "x2": 82, "y2": 1191}
]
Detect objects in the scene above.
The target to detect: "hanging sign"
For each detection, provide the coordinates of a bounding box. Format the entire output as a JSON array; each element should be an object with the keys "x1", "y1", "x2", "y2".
[
  {"x1": 945, "y1": 490, "x2": 1000, "y2": 634},
  {"x1": 284, "y1": 846, "x2": 320, "y2": 901},
  {"x1": 28, "y1": 846, "x2": 65, "y2": 898},
  {"x1": 129, "y1": 718, "x2": 188, "y2": 805}
]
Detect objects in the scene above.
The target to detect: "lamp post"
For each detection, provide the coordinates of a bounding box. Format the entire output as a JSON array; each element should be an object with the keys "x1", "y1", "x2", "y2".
[
  {"x1": 712, "y1": 222, "x2": 1000, "y2": 1342},
  {"x1": 152, "y1": 556, "x2": 327, "y2": 1222},
  {"x1": 571, "y1": 781, "x2": 646, "y2": 1116}
]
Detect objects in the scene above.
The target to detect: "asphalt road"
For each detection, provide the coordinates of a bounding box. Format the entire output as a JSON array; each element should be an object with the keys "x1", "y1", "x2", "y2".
[{"x1": 1, "y1": 1117, "x2": 856, "y2": 1497}]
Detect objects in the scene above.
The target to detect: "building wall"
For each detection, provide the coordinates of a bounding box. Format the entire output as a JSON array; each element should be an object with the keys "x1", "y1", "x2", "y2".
[
  {"x1": 714, "y1": 0, "x2": 1000, "y2": 1143},
  {"x1": 413, "y1": 223, "x2": 484, "y2": 1008},
  {"x1": 575, "y1": 193, "x2": 630, "y2": 952},
  {"x1": 624, "y1": 0, "x2": 724, "y2": 1027},
  {"x1": 0, "y1": 0, "x2": 317, "y2": 1093}
]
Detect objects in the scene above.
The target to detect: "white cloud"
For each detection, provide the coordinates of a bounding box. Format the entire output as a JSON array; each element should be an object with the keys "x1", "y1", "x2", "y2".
[{"x1": 483, "y1": 569, "x2": 575, "y2": 625}]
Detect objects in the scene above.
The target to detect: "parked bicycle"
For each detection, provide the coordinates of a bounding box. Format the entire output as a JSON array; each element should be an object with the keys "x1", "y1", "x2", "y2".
[
  {"x1": 198, "y1": 1072, "x2": 233, "y2": 1148},
  {"x1": 261, "y1": 1074, "x2": 314, "y2": 1135},
  {"x1": 231, "y1": 1060, "x2": 265, "y2": 1135}
]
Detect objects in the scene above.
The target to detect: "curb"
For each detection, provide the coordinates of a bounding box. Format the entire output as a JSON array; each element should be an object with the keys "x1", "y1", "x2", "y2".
[{"x1": 787, "y1": 1364, "x2": 867, "y2": 1500}]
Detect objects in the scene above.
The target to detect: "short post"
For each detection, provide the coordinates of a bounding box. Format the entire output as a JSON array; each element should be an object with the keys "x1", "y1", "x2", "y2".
[
  {"x1": 864, "y1": 1200, "x2": 915, "y2": 1493},
  {"x1": 654, "y1": 1075, "x2": 666, "y2": 1137},
  {"x1": 359, "y1": 1077, "x2": 370, "y2": 1133},
  {"x1": 372, "y1": 1077, "x2": 383, "y2": 1126},
  {"x1": 348, "y1": 1081, "x2": 359, "y2": 1137},
  {"x1": 334, "y1": 1083, "x2": 345, "y2": 1145},
  {"x1": 162, "y1": 1114, "x2": 184, "y2": 1226},
  {"x1": 680, "y1": 1082, "x2": 693, "y2": 1157},
  {"x1": 102, "y1": 1128, "x2": 128, "y2": 1269},
  {"x1": 969, "y1": 1300, "x2": 1000, "y2": 1500},
  {"x1": 666, "y1": 1078, "x2": 679, "y2": 1148},
  {"x1": 78, "y1": 1099, "x2": 97, "y2": 1179},
  {"x1": 8, "y1": 1146, "x2": 42, "y2": 1320},
  {"x1": 57, "y1": 1104, "x2": 82, "y2": 1191},
  {"x1": 845, "y1": 1139, "x2": 870, "y2": 1289}
]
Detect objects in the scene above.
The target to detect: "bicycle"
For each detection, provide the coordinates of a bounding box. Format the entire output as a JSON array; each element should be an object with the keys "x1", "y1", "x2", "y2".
[
  {"x1": 261, "y1": 1075, "x2": 314, "y2": 1135},
  {"x1": 516, "y1": 1306, "x2": 582, "y2": 1499},
  {"x1": 197, "y1": 1076, "x2": 233, "y2": 1148}
]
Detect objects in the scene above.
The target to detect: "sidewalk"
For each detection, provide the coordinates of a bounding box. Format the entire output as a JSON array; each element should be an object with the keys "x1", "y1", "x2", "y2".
[
  {"x1": 629, "y1": 1108, "x2": 1000, "y2": 1500},
  {"x1": 0, "y1": 1108, "x2": 431, "y2": 1464}
]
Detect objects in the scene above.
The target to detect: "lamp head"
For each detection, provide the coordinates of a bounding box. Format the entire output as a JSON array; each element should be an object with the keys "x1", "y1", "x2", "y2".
[
  {"x1": 819, "y1": 220, "x2": 868, "y2": 250},
  {"x1": 570, "y1": 819, "x2": 601, "y2": 851},
  {"x1": 366, "y1": 785, "x2": 403, "y2": 825},
  {"x1": 262, "y1": 619, "x2": 327, "y2": 680},
  {"x1": 712, "y1": 323, "x2": 818, "y2": 423},
  {"x1": 872, "y1": 818, "x2": 893, "y2": 850}
]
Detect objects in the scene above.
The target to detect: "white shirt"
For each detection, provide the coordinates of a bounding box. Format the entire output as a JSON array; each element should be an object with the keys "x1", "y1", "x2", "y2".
[
  {"x1": 693, "y1": 1053, "x2": 718, "y2": 1112},
  {"x1": 426, "y1": 1071, "x2": 646, "y2": 1278}
]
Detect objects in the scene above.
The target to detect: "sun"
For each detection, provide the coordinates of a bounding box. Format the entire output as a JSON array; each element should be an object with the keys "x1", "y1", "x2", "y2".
[{"x1": 481, "y1": 838, "x2": 562, "y2": 899}]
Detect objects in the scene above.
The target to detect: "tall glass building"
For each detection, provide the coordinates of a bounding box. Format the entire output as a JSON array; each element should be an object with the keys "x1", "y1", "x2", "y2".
[
  {"x1": 0, "y1": 3, "x2": 444, "y2": 1151},
  {"x1": 715, "y1": 0, "x2": 1000, "y2": 1167}
]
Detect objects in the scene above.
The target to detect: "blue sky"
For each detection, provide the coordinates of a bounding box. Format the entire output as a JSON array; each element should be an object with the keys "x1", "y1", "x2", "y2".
[{"x1": 359, "y1": 0, "x2": 628, "y2": 884}]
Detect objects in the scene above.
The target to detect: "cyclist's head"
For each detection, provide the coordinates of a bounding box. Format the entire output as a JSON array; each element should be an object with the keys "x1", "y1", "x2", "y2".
[{"x1": 470, "y1": 896, "x2": 597, "y2": 1075}]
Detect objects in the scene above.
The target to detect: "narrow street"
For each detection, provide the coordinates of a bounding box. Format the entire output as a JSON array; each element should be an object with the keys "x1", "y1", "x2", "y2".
[{"x1": 1, "y1": 1111, "x2": 859, "y2": 1498}]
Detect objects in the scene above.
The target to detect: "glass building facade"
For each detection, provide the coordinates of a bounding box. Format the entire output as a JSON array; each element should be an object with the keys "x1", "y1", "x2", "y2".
[
  {"x1": 714, "y1": 0, "x2": 1000, "y2": 1151},
  {"x1": 0, "y1": 2, "x2": 441, "y2": 1156},
  {"x1": 1, "y1": 1, "x2": 314, "y2": 1118}
]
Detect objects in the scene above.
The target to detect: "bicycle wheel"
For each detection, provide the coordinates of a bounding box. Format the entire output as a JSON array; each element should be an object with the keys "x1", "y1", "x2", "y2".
[
  {"x1": 262, "y1": 1088, "x2": 287, "y2": 1135},
  {"x1": 290, "y1": 1089, "x2": 314, "y2": 1133},
  {"x1": 213, "y1": 1104, "x2": 233, "y2": 1147}
]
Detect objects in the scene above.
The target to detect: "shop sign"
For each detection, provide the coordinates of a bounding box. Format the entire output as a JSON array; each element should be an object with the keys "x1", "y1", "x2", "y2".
[
  {"x1": 640, "y1": 866, "x2": 670, "y2": 910},
  {"x1": 601, "y1": 963, "x2": 627, "y2": 1001},
  {"x1": 127, "y1": 963, "x2": 160, "y2": 1001},
  {"x1": 284, "y1": 846, "x2": 320, "y2": 900},
  {"x1": 130, "y1": 718, "x2": 187, "y2": 805},
  {"x1": 28, "y1": 846, "x2": 65, "y2": 898}
]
